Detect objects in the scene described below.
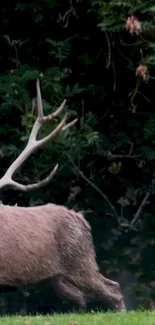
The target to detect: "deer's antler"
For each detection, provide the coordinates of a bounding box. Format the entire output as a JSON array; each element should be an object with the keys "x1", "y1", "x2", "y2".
[{"x1": 0, "y1": 79, "x2": 77, "y2": 191}]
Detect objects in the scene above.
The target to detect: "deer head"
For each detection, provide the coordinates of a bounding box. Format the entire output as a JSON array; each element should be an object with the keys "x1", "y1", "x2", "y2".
[{"x1": 0, "y1": 79, "x2": 77, "y2": 191}]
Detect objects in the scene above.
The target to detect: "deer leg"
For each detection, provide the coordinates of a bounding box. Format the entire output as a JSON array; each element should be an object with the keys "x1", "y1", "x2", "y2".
[
  {"x1": 51, "y1": 274, "x2": 86, "y2": 312},
  {"x1": 87, "y1": 274, "x2": 126, "y2": 312}
]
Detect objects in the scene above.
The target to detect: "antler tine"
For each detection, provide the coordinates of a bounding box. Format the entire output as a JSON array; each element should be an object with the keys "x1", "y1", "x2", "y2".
[
  {"x1": 29, "y1": 80, "x2": 67, "y2": 142},
  {"x1": 35, "y1": 114, "x2": 67, "y2": 148},
  {"x1": 36, "y1": 79, "x2": 44, "y2": 121},
  {"x1": 36, "y1": 79, "x2": 67, "y2": 123},
  {"x1": 10, "y1": 164, "x2": 59, "y2": 192},
  {"x1": 43, "y1": 99, "x2": 67, "y2": 122},
  {"x1": 62, "y1": 118, "x2": 78, "y2": 131}
]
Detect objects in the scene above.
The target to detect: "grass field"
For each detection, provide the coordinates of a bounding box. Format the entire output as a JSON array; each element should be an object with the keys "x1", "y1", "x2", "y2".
[{"x1": 0, "y1": 311, "x2": 154, "y2": 325}]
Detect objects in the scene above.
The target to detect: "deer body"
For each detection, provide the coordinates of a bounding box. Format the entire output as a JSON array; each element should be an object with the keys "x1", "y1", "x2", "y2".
[
  {"x1": 0, "y1": 203, "x2": 125, "y2": 311},
  {"x1": 0, "y1": 79, "x2": 126, "y2": 311},
  {"x1": 0, "y1": 203, "x2": 93, "y2": 286}
]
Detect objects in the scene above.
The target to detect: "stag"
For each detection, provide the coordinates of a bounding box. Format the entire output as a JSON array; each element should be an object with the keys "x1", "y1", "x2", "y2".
[{"x1": 0, "y1": 80, "x2": 126, "y2": 312}]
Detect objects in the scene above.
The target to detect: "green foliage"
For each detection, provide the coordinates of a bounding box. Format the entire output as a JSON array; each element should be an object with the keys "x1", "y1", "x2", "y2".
[{"x1": 46, "y1": 38, "x2": 72, "y2": 62}]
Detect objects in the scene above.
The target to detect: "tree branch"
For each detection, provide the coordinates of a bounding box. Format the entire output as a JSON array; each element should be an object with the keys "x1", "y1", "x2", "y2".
[
  {"x1": 107, "y1": 153, "x2": 142, "y2": 160},
  {"x1": 67, "y1": 155, "x2": 118, "y2": 217},
  {"x1": 130, "y1": 182, "x2": 154, "y2": 226},
  {"x1": 93, "y1": 142, "x2": 142, "y2": 161}
]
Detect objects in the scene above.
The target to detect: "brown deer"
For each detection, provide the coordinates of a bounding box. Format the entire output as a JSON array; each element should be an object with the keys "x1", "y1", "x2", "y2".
[{"x1": 0, "y1": 80, "x2": 126, "y2": 312}]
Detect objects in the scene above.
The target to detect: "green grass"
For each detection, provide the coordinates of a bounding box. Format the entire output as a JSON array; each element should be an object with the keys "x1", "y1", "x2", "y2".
[{"x1": 0, "y1": 311, "x2": 154, "y2": 325}]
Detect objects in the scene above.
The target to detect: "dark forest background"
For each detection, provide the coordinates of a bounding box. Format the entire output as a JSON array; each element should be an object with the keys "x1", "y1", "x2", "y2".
[{"x1": 0, "y1": 0, "x2": 155, "y2": 314}]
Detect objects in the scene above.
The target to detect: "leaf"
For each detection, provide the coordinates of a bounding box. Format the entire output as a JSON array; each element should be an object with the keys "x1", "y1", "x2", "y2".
[
  {"x1": 20, "y1": 136, "x2": 30, "y2": 142},
  {"x1": 143, "y1": 119, "x2": 155, "y2": 140},
  {"x1": 141, "y1": 146, "x2": 155, "y2": 161},
  {"x1": 117, "y1": 197, "x2": 130, "y2": 207},
  {"x1": 86, "y1": 131, "x2": 99, "y2": 146}
]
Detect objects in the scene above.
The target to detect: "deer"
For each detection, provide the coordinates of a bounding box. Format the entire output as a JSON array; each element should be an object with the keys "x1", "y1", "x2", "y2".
[{"x1": 0, "y1": 79, "x2": 126, "y2": 313}]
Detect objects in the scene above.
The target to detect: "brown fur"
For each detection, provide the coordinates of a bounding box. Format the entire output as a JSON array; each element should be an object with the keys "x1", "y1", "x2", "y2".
[{"x1": 0, "y1": 203, "x2": 126, "y2": 311}]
